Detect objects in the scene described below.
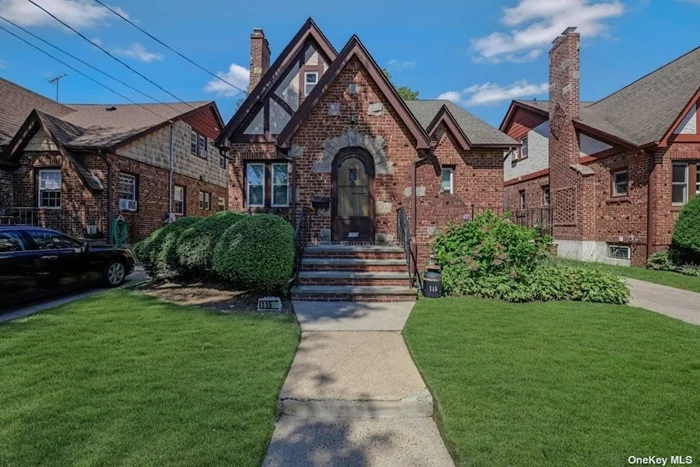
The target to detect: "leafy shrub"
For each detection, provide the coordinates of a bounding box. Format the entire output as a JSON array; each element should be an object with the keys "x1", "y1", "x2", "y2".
[
  {"x1": 434, "y1": 211, "x2": 629, "y2": 304},
  {"x1": 212, "y1": 214, "x2": 294, "y2": 292},
  {"x1": 677, "y1": 263, "x2": 700, "y2": 277},
  {"x1": 672, "y1": 196, "x2": 700, "y2": 261},
  {"x1": 647, "y1": 250, "x2": 678, "y2": 271},
  {"x1": 176, "y1": 212, "x2": 245, "y2": 275},
  {"x1": 134, "y1": 217, "x2": 202, "y2": 277}
]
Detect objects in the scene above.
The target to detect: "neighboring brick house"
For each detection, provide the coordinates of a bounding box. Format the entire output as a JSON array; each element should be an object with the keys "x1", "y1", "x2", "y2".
[
  {"x1": 216, "y1": 19, "x2": 517, "y2": 270},
  {"x1": 501, "y1": 28, "x2": 700, "y2": 267},
  {"x1": 0, "y1": 77, "x2": 227, "y2": 244}
]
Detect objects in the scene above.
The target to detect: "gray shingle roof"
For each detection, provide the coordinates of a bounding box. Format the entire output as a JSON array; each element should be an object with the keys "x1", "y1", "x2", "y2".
[
  {"x1": 406, "y1": 99, "x2": 518, "y2": 146},
  {"x1": 515, "y1": 46, "x2": 700, "y2": 146}
]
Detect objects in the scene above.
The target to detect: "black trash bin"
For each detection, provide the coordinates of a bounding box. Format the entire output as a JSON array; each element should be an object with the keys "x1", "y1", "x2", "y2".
[{"x1": 423, "y1": 269, "x2": 442, "y2": 298}]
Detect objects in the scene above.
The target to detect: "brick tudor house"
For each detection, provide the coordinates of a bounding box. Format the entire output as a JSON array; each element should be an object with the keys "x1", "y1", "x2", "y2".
[
  {"x1": 0, "y1": 77, "x2": 228, "y2": 244},
  {"x1": 501, "y1": 28, "x2": 700, "y2": 267},
  {"x1": 216, "y1": 19, "x2": 517, "y2": 299}
]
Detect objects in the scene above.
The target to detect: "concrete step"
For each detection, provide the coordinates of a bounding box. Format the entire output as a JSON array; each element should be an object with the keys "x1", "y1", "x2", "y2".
[
  {"x1": 301, "y1": 258, "x2": 408, "y2": 272},
  {"x1": 291, "y1": 285, "x2": 417, "y2": 302},
  {"x1": 304, "y1": 245, "x2": 406, "y2": 260},
  {"x1": 297, "y1": 271, "x2": 410, "y2": 287}
]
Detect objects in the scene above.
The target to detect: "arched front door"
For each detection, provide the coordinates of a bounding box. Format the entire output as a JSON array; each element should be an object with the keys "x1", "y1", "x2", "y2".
[{"x1": 332, "y1": 150, "x2": 375, "y2": 242}]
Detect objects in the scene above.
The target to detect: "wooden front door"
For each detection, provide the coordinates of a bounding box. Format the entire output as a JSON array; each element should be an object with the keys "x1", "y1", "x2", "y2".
[{"x1": 332, "y1": 152, "x2": 374, "y2": 242}]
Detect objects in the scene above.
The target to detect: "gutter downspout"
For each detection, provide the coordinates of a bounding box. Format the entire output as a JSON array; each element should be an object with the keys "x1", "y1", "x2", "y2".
[
  {"x1": 97, "y1": 151, "x2": 113, "y2": 244},
  {"x1": 647, "y1": 150, "x2": 656, "y2": 261},
  {"x1": 168, "y1": 122, "x2": 174, "y2": 216}
]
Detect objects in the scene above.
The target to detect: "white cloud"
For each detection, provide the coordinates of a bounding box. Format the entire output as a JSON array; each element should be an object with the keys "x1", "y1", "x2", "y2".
[
  {"x1": 91, "y1": 37, "x2": 103, "y2": 46},
  {"x1": 472, "y1": 0, "x2": 625, "y2": 63},
  {"x1": 0, "y1": 59, "x2": 6, "y2": 69},
  {"x1": 205, "y1": 63, "x2": 250, "y2": 97},
  {"x1": 438, "y1": 80, "x2": 549, "y2": 106},
  {"x1": 678, "y1": 0, "x2": 700, "y2": 3},
  {"x1": 112, "y1": 43, "x2": 164, "y2": 63},
  {"x1": 387, "y1": 59, "x2": 417, "y2": 69},
  {"x1": 0, "y1": 0, "x2": 128, "y2": 30}
]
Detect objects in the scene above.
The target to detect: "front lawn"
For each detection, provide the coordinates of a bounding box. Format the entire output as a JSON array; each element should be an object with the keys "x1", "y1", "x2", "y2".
[
  {"x1": 404, "y1": 298, "x2": 700, "y2": 467},
  {"x1": 554, "y1": 257, "x2": 700, "y2": 294},
  {"x1": 0, "y1": 291, "x2": 299, "y2": 467}
]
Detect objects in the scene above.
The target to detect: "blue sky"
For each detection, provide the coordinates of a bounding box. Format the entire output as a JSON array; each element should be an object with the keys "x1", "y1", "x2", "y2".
[{"x1": 0, "y1": 0, "x2": 698, "y2": 127}]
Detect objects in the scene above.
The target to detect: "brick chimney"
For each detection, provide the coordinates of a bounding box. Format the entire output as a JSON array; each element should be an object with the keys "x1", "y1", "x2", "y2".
[
  {"x1": 549, "y1": 27, "x2": 583, "y2": 239},
  {"x1": 249, "y1": 28, "x2": 270, "y2": 92}
]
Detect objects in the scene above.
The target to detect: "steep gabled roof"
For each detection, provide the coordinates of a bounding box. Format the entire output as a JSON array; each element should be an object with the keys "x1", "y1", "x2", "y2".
[
  {"x1": 409, "y1": 100, "x2": 518, "y2": 147},
  {"x1": 216, "y1": 18, "x2": 337, "y2": 145},
  {"x1": 423, "y1": 104, "x2": 471, "y2": 150},
  {"x1": 277, "y1": 35, "x2": 431, "y2": 150}
]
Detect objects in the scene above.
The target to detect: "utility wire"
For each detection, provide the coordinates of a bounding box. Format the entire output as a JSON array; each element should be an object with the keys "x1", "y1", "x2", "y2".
[
  {"x1": 26, "y1": 0, "x2": 197, "y2": 110},
  {"x1": 92, "y1": 0, "x2": 249, "y2": 96},
  {"x1": 0, "y1": 23, "x2": 168, "y2": 119},
  {"x1": 0, "y1": 14, "x2": 183, "y2": 113}
]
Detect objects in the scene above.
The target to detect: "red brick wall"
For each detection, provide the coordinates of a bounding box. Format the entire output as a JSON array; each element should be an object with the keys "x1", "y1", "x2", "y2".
[
  {"x1": 1, "y1": 167, "x2": 14, "y2": 207},
  {"x1": 504, "y1": 174, "x2": 550, "y2": 210},
  {"x1": 249, "y1": 29, "x2": 271, "y2": 92}
]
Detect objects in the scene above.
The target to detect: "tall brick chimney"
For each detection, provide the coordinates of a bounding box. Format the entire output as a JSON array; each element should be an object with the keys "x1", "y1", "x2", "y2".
[
  {"x1": 549, "y1": 27, "x2": 583, "y2": 240},
  {"x1": 249, "y1": 28, "x2": 270, "y2": 92}
]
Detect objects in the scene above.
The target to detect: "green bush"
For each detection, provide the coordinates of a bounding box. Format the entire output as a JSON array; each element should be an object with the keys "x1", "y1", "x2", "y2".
[
  {"x1": 672, "y1": 196, "x2": 700, "y2": 261},
  {"x1": 176, "y1": 212, "x2": 245, "y2": 275},
  {"x1": 212, "y1": 214, "x2": 294, "y2": 292},
  {"x1": 134, "y1": 217, "x2": 203, "y2": 277},
  {"x1": 434, "y1": 211, "x2": 629, "y2": 304},
  {"x1": 647, "y1": 250, "x2": 678, "y2": 271}
]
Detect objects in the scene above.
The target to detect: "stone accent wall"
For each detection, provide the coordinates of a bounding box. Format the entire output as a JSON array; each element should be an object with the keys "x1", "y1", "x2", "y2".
[{"x1": 116, "y1": 119, "x2": 228, "y2": 189}]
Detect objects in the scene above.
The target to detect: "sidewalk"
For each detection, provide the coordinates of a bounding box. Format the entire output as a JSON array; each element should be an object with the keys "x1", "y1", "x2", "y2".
[
  {"x1": 627, "y1": 278, "x2": 700, "y2": 325},
  {"x1": 264, "y1": 301, "x2": 454, "y2": 467}
]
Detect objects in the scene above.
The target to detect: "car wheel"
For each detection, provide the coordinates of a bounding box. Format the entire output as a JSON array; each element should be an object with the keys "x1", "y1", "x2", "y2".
[{"x1": 103, "y1": 261, "x2": 126, "y2": 287}]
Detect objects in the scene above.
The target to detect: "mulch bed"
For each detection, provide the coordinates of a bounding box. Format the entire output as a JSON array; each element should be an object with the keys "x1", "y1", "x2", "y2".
[{"x1": 135, "y1": 279, "x2": 294, "y2": 314}]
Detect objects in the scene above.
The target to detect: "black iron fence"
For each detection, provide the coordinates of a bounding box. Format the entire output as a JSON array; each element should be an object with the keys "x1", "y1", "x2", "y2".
[
  {"x1": 291, "y1": 207, "x2": 311, "y2": 284},
  {"x1": 0, "y1": 207, "x2": 109, "y2": 242}
]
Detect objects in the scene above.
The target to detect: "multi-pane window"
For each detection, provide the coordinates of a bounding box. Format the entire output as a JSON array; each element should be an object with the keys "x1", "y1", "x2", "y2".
[
  {"x1": 246, "y1": 163, "x2": 265, "y2": 207},
  {"x1": 520, "y1": 136, "x2": 528, "y2": 160},
  {"x1": 174, "y1": 185, "x2": 185, "y2": 215},
  {"x1": 612, "y1": 170, "x2": 629, "y2": 197},
  {"x1": 672, "y1": 163, "x2": 689, "y2": 205},
  {"x1": 519, "y1": 190, "x2": 526, "y2": 210},
  {"x1": 217, "y1": 197, "x2": 225, "y2": 212},
  {"x1": 441, "y1": 167, "x2": 454, "y2": 194},
  {"x1": 304, "y1": 71, "x2": 318, "y2": 96},
  {"x1": 272, "y1": 163, "x2": 290, "y2": 207},
  {"x1": 38, "y1": 169, "x2": 61, "y2": 208},
  {"x1": 219, "y1": 153, "x2": 227, "y2": 169},
  {"x1": 190, "y1": 131, "x2": 198, "y2": 154},
  {"x1": 542, "y1": 185, "x2": 550, "y2": 207},
  {"x1": 191, "y1": 130, "x2": 207, "y2": 157},
  {"x1": 199, "y1": 191, "x2": 211, "y2": 210},
  {"x1": 118, "y1": 174, "x2": 136, "y2": 201}
]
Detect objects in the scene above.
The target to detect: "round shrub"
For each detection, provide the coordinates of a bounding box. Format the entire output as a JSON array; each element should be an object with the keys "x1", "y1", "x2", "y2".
[
  {"x1": 212, "y1": 214, "x2": 294, "y2": 292},
  {"x1": 135, "y1": 217, "x2": 202, "y2": 277},
  {"x1": 672, "y1": 196, "x2": 700, "y2": 262},
  {"x1": 176, "y1": 212, "x2": 246, "y2": 275}
]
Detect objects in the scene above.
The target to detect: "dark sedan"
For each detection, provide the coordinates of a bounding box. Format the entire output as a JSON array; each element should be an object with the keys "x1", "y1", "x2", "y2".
[{"x1": 0, "y1": 226, "x2": 135, "y2": 308}]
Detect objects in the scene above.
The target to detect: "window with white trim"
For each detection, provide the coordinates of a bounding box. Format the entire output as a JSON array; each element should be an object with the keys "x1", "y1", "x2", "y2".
[
  {"x1": 607, "y1": 244, "x2": 631, "y2": 261},
  {"x1": 217, "y1": 197, "x2": 225, "y2": 212},
  {"x1": 542, "y1": 185, "x2": 550, "y2": 207},
  {"x1": 612, "y1": 170, "x2": 629, "y2": 197},
  {"x1": 190, "y1": 131, "x2": 198, "y2": 154},
  {"x1": 519, "y1": 190, "x2": 526, "y2": 210},
  {"x1": 246, "y1": 163, "x2": 265, "y2": 207},
  {"x1": 304, "y1": 71, "x2": 318, "y2": 96},
  {"x1": 219, "y1": 153, "x2": 227, "y2": 169},
  {"x1": 174, "y1": 185, "x2": 185, "y2": 215},
  {"x1": 191, "y1": 130, "x2": 207, "y2": 158},
  {"x1": 118, "y1": 173, "x2": 137, "y2": 201},
  {"x1": 38, "y1": 169, "x2": 61, "y2": 208},
  {"x1": 272, "y1": 163, "x2": 290, "y2": 207},
  {"x1": 520, "y1": 136, "x2": 528, "y2": 160},
  {"x1": 199, "y1": 191, "x2": 211, "y2": 210},
  {"x1": 441, "y1": 167, "x2": 454, "y2": 194},
  {"x1": 672, "y1": 163, "x2": 689, "y2": 205}
]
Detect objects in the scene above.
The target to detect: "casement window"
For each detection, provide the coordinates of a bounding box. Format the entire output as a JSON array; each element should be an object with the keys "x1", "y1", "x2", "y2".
[
  {"x1": 519, "y1": 190, "x2": 526, "y2": 210},
  {"x1": 118, "y1": 173, "x2": 137, "y2": 202},
  {"x1": 441, "y1": 167, "x2": 454, "y2": 194},
  {"x1": 173, "y1": 185, "x2": 185, "y2": 215},
  {"x1": 199, "y1": 191, "x2": 211, "y2": 210},
  {"x1": 38, "y1": 169, "x2": 61, "y2": 208},
  {"x1": 272, "y1": 163, "x2": 290, "y2": 207},
  {"x1": 520, "y1": 136, "x2": 528, "y2": 160},
  {"x1": 672, "y1": 162, "x2": 699, "y2": 206},
  {"x1": 542, "y1": 185, "x2": 550, "y2": 207},
  {"x1": 246, "y1": 163, "x2": 265, "y2": 207},
  {"x1": 612, "y1": 170, "x2": 629, "y2": 197},
  {"x1": 191, "y1": 130, "x2": 207, "y2": 158},
  {"x1": 304, "y1": 71, "x2": 318, "y2": 96},
  {"x1": 217, "y1": 197, "x2": 225, "y2": 212},
  {"x1": 607, "y1": 244, "x2": 631, "y2": 261}
]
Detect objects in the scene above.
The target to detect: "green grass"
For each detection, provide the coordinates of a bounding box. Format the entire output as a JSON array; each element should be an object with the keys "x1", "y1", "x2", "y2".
[
  {"x1": 554, "y1": 257, "x2": 700, "y2": 294},
  {"x1": 0, "y1": 291, "x2": 299, "y2": 467},
  {"x1": 404, "y1": 297, "x2": 700, "y2": 467}
]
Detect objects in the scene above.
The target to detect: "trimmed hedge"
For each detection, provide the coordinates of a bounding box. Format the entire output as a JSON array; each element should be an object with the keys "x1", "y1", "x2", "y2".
[
  {"x1": 212, "y1": 214, "x2": 294, "y2": 292},
  {"x1": 134, "y1": 217, "x2": 203, "y2": 277},
  {"x1": 434, "y1": 211, "x2": 629, "y2": 304},
  {"x1": 672, "y1": 196, "x2": 700, "y2": 262},
  {"x1": 176, "y1": 212, "x2": 246, "y2": 274}
]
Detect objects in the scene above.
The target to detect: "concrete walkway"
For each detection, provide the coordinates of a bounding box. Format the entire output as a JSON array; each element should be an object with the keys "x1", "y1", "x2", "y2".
[
  {"x1": 264, "y1": 301, "x2": 454, "y2": 467},
  {"x1": 627, "y1": 278, "x2": 700, "y2": 325}
]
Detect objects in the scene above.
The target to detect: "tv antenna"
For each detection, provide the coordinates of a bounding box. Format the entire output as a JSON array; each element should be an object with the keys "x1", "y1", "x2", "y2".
[{"x1": 47, "y1": 73, "x2": 67, "y2": 102}]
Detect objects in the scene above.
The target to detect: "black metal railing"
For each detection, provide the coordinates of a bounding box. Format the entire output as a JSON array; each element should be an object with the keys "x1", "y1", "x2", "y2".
[
  {"x1": 470, "y1": 206, "x2": 554, "y2": 237},
  {"x1": 0, "y1": 207, "x2": 108, "y2": 242},
  {"x1": 290, "y1": 207, "x2": 311, "y2": 285},
  {"x1": 397, "y1": 207, "x2": 420, "y2": 289}
]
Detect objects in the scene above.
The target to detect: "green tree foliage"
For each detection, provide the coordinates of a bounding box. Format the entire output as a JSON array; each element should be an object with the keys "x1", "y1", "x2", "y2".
[{"x1": 382, "y1": 68, "x2": 419, "y2": 100}]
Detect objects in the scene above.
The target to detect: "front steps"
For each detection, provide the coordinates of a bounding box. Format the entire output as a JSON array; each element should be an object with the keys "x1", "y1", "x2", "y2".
[{"x1": 291, "y1": 245, "x2": 417, "y2": 302}]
